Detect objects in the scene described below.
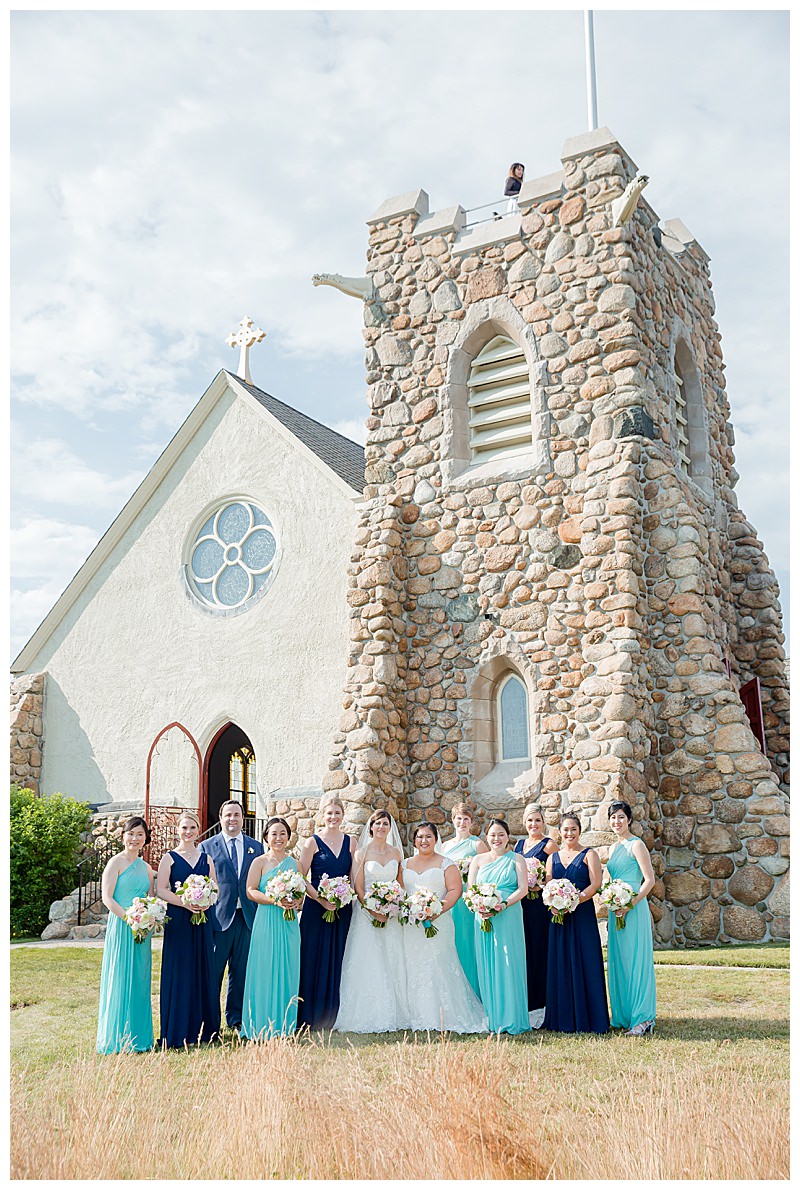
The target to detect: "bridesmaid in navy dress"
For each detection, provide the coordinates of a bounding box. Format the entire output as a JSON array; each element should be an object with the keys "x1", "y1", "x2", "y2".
[
  {"x1": 297, "y1": 797, "x2": 355, "y2": 1030},
  {"x1": 543, "y1": 812, "x2": 609, "y2": 1034},
  {"x1": 514, "y1": 802, "x2": 558, "y2": 1027},
  {"x1": 157, "y1": 811, "x2": 221, "y2": 1047}
]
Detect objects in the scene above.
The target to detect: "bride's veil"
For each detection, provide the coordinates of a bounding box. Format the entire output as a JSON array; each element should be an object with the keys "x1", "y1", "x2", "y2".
[{"x1": 355, "y1": 812, "x2": 404, "y2": 859}]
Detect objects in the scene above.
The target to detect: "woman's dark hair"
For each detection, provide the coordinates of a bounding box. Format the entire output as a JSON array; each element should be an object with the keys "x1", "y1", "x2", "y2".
[
  {"x1": 559, "y1": 812, "x2": 582, "y2": 830},
  {"x1": 263, "y1": 816, "x2": 291, "y2": 842},
  {"x1": 413, "y1": 821, "x2": 439, "y2": 843},
  {"x1": 122, "y1": 816, "x2": 151, "y2": 845},
  {"x1": 508, "y1": 161, "x2": 525, "y2": 174},
  {"x1": 486, "y1": 817, "x2": 511, "y2": 836},
  {"x1": 368, "y1": 809, "x2": 391, "y2": 835},
  {"x1": 608, "y1": 800, "x2": 633, "y2": 823}
]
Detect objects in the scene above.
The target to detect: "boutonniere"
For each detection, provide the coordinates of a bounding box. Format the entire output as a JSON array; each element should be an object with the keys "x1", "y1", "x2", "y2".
[{"x1": 247, "y1": 847, "x2": 254, "y2": 855}]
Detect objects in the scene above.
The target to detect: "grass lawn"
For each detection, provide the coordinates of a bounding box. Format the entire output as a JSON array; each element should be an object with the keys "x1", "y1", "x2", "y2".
[{"x1": 10, "y1": 943, "x2": 790, "y2": 1179}]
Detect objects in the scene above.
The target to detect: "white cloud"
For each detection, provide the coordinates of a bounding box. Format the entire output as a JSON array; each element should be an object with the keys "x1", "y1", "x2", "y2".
[
  {"x1": 11, "y1": 437, "x2": 146, "y2": 509},
  {"x1": 330, "y1": 418, "x2": 367, "y2": 446},
  {"x1": 10, "y1": 516, "x2": 101, "y2": 580}
]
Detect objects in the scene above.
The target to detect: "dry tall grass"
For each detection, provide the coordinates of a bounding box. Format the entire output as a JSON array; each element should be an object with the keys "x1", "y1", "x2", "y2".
[{"x1": 11, "y1": 1034, "x2": 788, "y2": 1180}]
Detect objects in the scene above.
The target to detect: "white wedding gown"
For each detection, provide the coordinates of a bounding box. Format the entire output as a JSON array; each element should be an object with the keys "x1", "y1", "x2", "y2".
[
  {"x1": 334, "y1": 859, "x2": 410, "y2": 1033},
  {"x1": 401, "y1": 858, "x2": 487, "y2": 1034}
]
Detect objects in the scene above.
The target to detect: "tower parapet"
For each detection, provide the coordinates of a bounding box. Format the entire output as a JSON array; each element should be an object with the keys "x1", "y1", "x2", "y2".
[{"x1": 323, "y1": 127, "x2": 788, "y2": 944}]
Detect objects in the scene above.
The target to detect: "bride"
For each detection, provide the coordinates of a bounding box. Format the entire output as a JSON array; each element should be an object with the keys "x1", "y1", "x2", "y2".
[
  {"x1": 402, "y1": 822, "x2": 487, "y2": 1033},
  {"x1": 333, "y1": 808, "x2": 409, "y2": 1033}
]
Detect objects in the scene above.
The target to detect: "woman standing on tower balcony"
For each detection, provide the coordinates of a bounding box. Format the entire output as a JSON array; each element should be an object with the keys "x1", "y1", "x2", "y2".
[
  {"x1": 604, "y1": 800, "x2": 657, "y2": 1036},
  {"x1": 297, "y1": 797, "x2": 355, "y2": 1030},
  {"x1": 514, "y1": 802, "x2": 558, "y2": 1028},
  {"x1": 467, "y1": 818, "x2": 530, "y2": 1034},
  {"x1": 543, "y1": 812, "x2": 609, "y2": 1035},
  {"x1": 504, "y1": 162, "x2": 525, "y2": 214},
  {"x1": 441, "y1": 802, "x2": 488, "y2": 1000}
]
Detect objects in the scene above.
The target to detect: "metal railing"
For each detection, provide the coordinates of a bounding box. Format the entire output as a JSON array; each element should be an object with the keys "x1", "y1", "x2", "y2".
[
  {"x1": 463, "y1": 198, "x2": 520, "y2": 229},
  {"x1": 76, "y1": 837, "x2": 121, "y2": 925}
]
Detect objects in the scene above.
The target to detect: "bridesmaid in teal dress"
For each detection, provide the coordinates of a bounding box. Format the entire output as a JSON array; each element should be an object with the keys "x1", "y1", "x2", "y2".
[
  {"x1": 441, "y1": 801, "x2": 488, "y2": 1000},
  {"x1": 97, "y1": 816, "x2": 155, "y2": 1053},
  {"x1": 467, "y1": 819, "x2": 529, "y2": 1035},
  {"x1": 605, "y1": 801, "x2": 657, "y2": 1036},
  {"x1": 242, "y1": 817, "x2": 303, "y2": 1039}
]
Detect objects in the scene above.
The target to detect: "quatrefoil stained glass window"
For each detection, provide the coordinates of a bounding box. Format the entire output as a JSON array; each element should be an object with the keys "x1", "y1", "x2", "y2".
[{"x1": 187, "y1": 501, "x2": 278, "y2": 611}]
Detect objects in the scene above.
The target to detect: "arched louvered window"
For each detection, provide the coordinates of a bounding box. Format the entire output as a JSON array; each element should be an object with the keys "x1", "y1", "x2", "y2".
[
  {"x1": 498, "y1": 674, "x2": 530, "y2": 761},
  {"x1": 468, "y1": 336, "x2": 532, "y2": 464},
  {"x1": 674, "y1": 359, "x2": 691, "y2": 475}
]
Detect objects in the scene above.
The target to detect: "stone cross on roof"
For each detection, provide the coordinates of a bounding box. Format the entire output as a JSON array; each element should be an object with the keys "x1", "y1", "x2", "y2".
[{"x1": 226, "y1": 315, "x2": 266, "y2": 384}]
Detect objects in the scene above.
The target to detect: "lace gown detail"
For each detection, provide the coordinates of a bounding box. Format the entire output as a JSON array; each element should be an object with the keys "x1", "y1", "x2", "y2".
[
  {"x1": 402, "y1": 859, "x2": 487, "y2": 1033},
  {"x1": 334, "y1": 859, "x2": 409, "y2": 1033}
]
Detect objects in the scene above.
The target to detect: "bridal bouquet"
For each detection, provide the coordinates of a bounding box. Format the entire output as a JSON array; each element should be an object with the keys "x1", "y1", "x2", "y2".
[
  {"x1": 363, "y1": 880, "x2": 404, "y2": 928},
  {"x1": 317, "y1": 873, "x2": 355, "y2": 923},
  {"x1": 123, "y1": 895, "x2": 168, "y2": 943},
  {"x1": 598, "y1": 876, "x2": 635, "y2": 929},
  {"x1": 405, "y1": 887, "x2": 444, "y2": 938},
  {"x1": 525, "y1": 857, "x2": 548, "y2": 900},
  {"x1": 174, "y1": 874, "x2": 219, "y2": 925},
  {"x1": 463, "y1": 882, "x2": 504, "y2": 932},
  {"x1": 542, "y1": 878, "x2": 581, "y2": 925},
  {"x1": 265, "y1": 869, "x2": 307, "y2": 920}
]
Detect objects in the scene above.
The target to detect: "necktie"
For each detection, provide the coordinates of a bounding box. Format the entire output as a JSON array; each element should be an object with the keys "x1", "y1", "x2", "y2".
[{"x1": 228, "y1": 837, "x2": 239, "y2": 877}]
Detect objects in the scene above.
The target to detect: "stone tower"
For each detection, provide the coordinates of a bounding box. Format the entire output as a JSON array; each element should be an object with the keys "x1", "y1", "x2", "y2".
[{"x1": 319, "y1": 127, "x2": 789, "y2": 946}]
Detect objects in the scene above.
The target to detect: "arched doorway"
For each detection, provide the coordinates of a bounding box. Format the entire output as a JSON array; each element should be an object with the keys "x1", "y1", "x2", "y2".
[{"x1": 204, "y1": 722, "x2": 257, "y2": 830}]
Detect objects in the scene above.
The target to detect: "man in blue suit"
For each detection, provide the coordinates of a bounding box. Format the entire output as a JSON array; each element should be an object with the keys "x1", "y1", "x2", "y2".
[{"x1": 200, "y1": 800, "x2": 263, "y2": 1032}]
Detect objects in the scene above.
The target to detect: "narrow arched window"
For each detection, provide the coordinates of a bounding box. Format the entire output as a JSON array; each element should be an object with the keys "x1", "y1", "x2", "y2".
[
  {"x1": 498, "y1": 674, "x2": 530, "y2": 761},
  {"x1": 229, "y1": 745, "x2": 257, "y2": 816},
  {"x1": 674, "y1": 359, "x2": 691, "y2": 475},
  {"x1": 468, "y1": 336, "x2": 532, "y2": 464},
  {"x1": 672, "y1": 340, "x2": 712, "y2": 495}
]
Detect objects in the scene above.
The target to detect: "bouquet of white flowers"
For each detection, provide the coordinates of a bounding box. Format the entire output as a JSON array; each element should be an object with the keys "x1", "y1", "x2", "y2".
[
  {"x1": 457, "y1": 856, "x2": 473, "y2": 884},
  {"x1": 598, "y1": 876, "x2": 635, "y2": 929},
  {"x1": 542, "y1": 878, "x2": 581, "y2": 925},
  {"x1": 174, "y1": 874, "x2": 219, "y2": 925},
  {"x1": 525, "y1": 857, "x2": 548, "y2": 900},
  {"x1": 317, "y1": 873, "x2": 355, "y2": 923},
  {"x1": 404, "y1": 886, "x2": 444, "y2": 938},
  {"x1": 123, "y1": 896, "x2": 168, "y2": 943},
  {"x1": 265, "y1": 868, "x2": 307, "y2": 920},
  {"x1": 463, "y1": 882, "x2": 504, "y2": 932},
  {"x1": 362, "y1": 880, "x2": 404, "y2": 928}
]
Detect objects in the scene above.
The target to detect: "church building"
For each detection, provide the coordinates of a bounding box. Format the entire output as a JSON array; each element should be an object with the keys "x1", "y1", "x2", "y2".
[{"x1": 11, "y1": 127, "x2": 789, "y2": 945}]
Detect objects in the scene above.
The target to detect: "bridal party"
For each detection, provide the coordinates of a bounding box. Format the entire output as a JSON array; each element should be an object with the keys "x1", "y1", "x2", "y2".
[{"x1": 96, "y1": 794, "x2": 657, "y2": 1052}]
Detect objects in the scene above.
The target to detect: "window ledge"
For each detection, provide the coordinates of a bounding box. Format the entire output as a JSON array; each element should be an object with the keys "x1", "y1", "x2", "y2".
[{"x1": 476, "y1": 760, "x2": 537, "y2": 808}]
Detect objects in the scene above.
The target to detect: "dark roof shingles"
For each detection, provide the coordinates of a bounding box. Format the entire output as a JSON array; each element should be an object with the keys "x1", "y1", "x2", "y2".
[{"x1": 233, "y1": 375, "x2": 365, "y2": 493}]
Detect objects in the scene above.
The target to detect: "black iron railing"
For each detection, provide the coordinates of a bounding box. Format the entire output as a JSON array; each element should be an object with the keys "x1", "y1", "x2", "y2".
[{"x1": 76, "y1": 837, "x2": 121, "y2": 924}]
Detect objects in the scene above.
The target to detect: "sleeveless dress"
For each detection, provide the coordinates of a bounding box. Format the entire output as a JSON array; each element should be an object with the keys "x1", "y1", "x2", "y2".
[
  {"x1": 514, "y1": 837, "x2": 552, "y2": 1016},
  {"x1": 298, "y1": 834, "x2": 353, "y2": 1030},
  {"x1": 334, "y1": 857, "x2": 409, "y2": 1033},
  {"x1": 96, "y1": 858, "x2": 154, "y2": 1053},
  {"x1": 606, "y1": 838, "x2": 657, "y2": 1029},
  {"x1": 159, "y1": 850, "x2": 220, "y2": 1047},
  {"x1": 401, "y1": 858, "x2": 487, "y2": 1033},
  {"x1": 544, "y1": 849, "x2": 609, "y2": 1034},
  {"x1": 441, "y1": 836, "x2": 482, "y2": 1000},
  {"x1": 242, "y1": 856, "x2": 302, "y2": 1039},
  {"x1": 472, "y1": 851, "x2": 529, "y2": 1035}
]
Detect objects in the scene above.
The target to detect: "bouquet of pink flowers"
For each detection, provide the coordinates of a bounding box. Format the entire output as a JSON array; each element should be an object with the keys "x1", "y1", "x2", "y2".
[
  {"x1": 542, "y1": 877, "x2": 581, "y2": 925},
  {"x1": 265, "y1": 868, "x2": 307, "y2": 920},
  {"x1": 598, "y1": 876, "x2": 635, "y2": 929},
  {"x1": 405, "y1": 886, "x2": 444, "y2": 938},
  {"x1": 525, "y1": 857, "x2": 548, "y2": 900},
  {"x1": 174, "y1": 874, "x2": 219, "y2": 925},
  {"x1": 363, "y1": 879, "x2": 404, "y2": 928},
  {"x1": 457, "y1": 856, "x2": 473, "y2": 884},
  {"x1": 317, "y1": 873, "x2": 355, "y2": 923},
  {"x1": 123, "y1": 895, "x2": 168, "y2": 943},
  {"x1": 463, "y1": 882, "x2": 504, "y2": 932}
]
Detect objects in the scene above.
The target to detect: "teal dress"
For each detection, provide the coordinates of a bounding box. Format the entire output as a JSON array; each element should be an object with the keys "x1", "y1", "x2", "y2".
[
  {"x1": 606, "y1": 838, "x2": 657, "y2": 1029},
  {"x1": 96, "y1": 858, "x2": 154, "y2": 1053},
  {"x1": 241, "y1": 857, "x2": 301, "y2": 1039},
  {"x1": 473, "y1": 851, "x2": 529, "y2": 1035},
  {"x1": 442, "y1": 836, "x2": 482, "y2": 1000}
]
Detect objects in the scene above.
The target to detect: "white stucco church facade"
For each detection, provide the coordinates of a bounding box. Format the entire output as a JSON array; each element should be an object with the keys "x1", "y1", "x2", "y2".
[{"x1": 11, "y1": 365, "x2": 364, "y2": 834}]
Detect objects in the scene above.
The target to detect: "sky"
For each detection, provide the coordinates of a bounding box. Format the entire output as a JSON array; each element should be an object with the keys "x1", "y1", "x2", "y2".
[{"x1": 9, "y1": 8, "x2": 790, "y2": 663}]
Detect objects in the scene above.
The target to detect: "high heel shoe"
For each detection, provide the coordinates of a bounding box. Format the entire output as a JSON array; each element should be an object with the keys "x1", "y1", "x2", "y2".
[{"x1": 625, "y1": 1020, "x2": 655, "y2": 1037}]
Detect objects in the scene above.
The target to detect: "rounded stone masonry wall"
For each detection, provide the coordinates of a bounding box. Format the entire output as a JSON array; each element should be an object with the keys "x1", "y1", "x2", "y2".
[{"x1": 10, "y1": 673, "x2": 45, "y2": 794}]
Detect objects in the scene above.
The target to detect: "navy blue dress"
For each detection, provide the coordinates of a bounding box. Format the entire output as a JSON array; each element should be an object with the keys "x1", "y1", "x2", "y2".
[
  {"x1": 159, "y1": 851, "x2": 220, "y2": 1047},
  {"x1": 515, "y1": 837, "x2": 552, "y2": 1012},
  {"x1": 543, "y1": 848, "x2": 609, "y2": 1034},
  {"x1": 297, "y1": 834, "x2": 353, "y2": 1030}
]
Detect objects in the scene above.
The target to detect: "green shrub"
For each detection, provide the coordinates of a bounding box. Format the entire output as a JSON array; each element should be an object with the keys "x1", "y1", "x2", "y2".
[{"x1": 10, "y1": 786, "x2": 94, "y2": 938}]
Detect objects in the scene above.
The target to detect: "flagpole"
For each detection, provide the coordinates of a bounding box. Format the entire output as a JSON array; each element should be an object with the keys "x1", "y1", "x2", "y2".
[{"x1": 584, "y1": 10, "x2": 598, "y2": 131}]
